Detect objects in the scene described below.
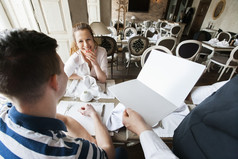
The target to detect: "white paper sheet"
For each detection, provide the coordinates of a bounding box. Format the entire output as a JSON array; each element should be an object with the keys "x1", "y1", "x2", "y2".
[
  {"x1": 57, "y1": 101, "x2": 114, "y2": 135},
  {"x1": 138, "y1": 51, "x2": 205, "y2": 106},
  {"x1": 109, "y1": 50, "x2": 205, "y2": 126}
]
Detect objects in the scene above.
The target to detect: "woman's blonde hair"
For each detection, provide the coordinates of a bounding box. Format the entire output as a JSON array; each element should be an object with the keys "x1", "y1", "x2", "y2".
[{"x1": 70, "y1": 22, "x2": 97, "y2": 55}]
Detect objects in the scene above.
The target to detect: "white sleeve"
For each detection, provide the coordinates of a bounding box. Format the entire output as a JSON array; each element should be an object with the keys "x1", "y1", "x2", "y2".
[
  {"x1": 139, "y1": 130, "x2": 179, "y2": 159},
  {"x1": 100, "y1": 50, "x2": 108, "y2": 76},
  {"x1": 64, "y1": 53, "x2": 79, "y2": 77},
  {"x1": 97, "y1": 47, "x2": 108, "y2": 76}
]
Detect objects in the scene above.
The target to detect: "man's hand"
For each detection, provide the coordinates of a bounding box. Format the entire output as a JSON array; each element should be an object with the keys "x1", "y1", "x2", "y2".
[
  {"x1": 122, "y1": 108, "x2": 152, "y2": 136},
  {"x1": 79, "y1": 104, "x2": 97, "y2": 118}
]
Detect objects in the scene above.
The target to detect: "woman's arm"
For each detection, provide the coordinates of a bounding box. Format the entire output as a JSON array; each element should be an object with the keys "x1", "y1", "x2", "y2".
[
  {"x1": 64, "y1": 53, "x2": 79, "y2": 78},
  {"x1": 93, "y1": 64, "x2": 107, "y2": 83},
  {"x1": 68, "y1": 74, "x2": 83, "y2": 80},
  {"x1": 56, "y1": 113, "x2": 96, "y2": 144}
]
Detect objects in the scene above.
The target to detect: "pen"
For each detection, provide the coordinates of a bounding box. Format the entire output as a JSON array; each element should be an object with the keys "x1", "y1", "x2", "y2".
[
  {"x1": 101, "y1": 104, "x2": 105, "y2": 117},
  {"x1": 64, "y1": 104, "x2": 73, "y2": 115},
  {"x1": 104, "y1": 82, "x2": 107, "y2": 93}
]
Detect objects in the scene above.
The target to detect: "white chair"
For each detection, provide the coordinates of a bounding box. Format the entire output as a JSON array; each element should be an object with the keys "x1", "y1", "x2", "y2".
[
  {"x1": 141, "y1": 45, "x2": 172, "y2": 67},
  {"x1": 216, "y1": 32, "x2": 232, "y2": 42},
  {"x1": 169, "y1": 25, "x2": 181, "y2": 38},
  {"x1": 176, "y1": 40, "x2": 202, "y2": 61},
  {"x1": 156, "y1": 37, "x2": 177, "y2": 53},
  {"x1": 125, "y1": 36, "x2": 149, "y2": 73},
  {"x1": 206, "y1": 46, "x2": 238, "y2": 81},
  {"x1": 144, "y1": 29, "x2": 158, "y2": 38},
  {"x1": 155, "y1": 21, "x2": 161, "y2": 32},
  {"x1": 143, "y1": 20, "x2": 152, "y2": 29},
  {"x1": 123, "y1": 27, "x2": 137, "y2": 39},
  {"x1": 142, "y1": 20, "x2": 152, "y2": 34},
  {"x1": 94, "y1": 36, "x2": 117, "y2": 79},
  {"x1": 160, "y1": 21, "x2": 167, "y2": 29},
  {"x1": 159, "y1": 21, "x2": 168, "y2": 36},
  {"x1": 107, "y1": 26, "x2": 117, "y2": 37}
]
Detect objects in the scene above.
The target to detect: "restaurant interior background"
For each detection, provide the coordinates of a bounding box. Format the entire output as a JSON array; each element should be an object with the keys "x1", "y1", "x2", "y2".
[
  {"x1": 69, "y1": 0, "x2": 238, "y2": 39},
  {"x1": 1, "y1": 0, "x2": 237, "y2": 65},
  {"x1": 0, "y1": 1, "x2": 237, "y2": 158}
]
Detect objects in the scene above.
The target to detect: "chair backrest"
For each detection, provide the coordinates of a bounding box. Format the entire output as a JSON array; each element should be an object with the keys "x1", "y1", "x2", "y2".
[
  {"x1": 193, "y1": 31, "x2": 211, "y2": 41},
  {"x1": 128, "y1": 36, "x2": 149, "y2": 56},
  {"x1": 217, "y1": 32, "x2": 232, "y2": 42},
  {"x1": 176, "y1": 40, "x2": 202, "y2": 61},
  {"x1": 160, "y1": 21, "x2": 167, "y2": 28},
  {"x1": 156, "y1": 37, "x2": 177, "y2": 53},
  {"x1": 143, "y1": 20, "x2": 152, "y2": 28},
  {"x1": 226, "y1": 46, "x2": 238, "y2": 66},
  {"x1": 131, "y1": 22, "x2": 137, "y2": 29},
  {"x1": 144, "y1": 29, "x2": 158, "y2": 38},
  {"x1": 94, "y1": 36, "x2": 117, "y2": 57},
  {"x1": 141, "y1": 45, "x2": 173, "y2": 67},
  {"x1": 170, "y1": 25, "x2": 181, "y2": 37},
  {"x1": 125, "y1": 20, "x2": 131, "y2": 27},
  {"x1": 155, "y1": 21, "x2": 161, "y2": 30},
  {"x1": 124, "y1": 27, "x2": 137, "y2": 39},
  {"x1": 107, "y1": 26, "x2": 117, "y2": 36}
]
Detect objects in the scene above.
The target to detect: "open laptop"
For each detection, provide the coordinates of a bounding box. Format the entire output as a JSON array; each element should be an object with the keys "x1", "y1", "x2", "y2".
[{"x1": 109, "y1": 50, "x2": 205, "y2": 126}]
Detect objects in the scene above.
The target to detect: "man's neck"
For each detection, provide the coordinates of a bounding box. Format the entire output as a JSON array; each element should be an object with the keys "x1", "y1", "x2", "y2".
[{"x1": 12, "y1": 90, "x2": 58, "y2": 118}]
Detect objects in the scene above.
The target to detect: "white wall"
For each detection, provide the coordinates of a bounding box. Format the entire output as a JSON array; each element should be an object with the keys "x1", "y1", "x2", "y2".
[
  {"x1": 68, "y1": 0, "x2": 111, "y2": 26},
  {"x1": 100, "y1": 0, "x2": 111, "y2": 26},
  {"x1": 201, "y1": 0, "x2": 238, "y2": 33},
  {"x1": 68, "y1": 0, "x2": 88, "y2": 25}
]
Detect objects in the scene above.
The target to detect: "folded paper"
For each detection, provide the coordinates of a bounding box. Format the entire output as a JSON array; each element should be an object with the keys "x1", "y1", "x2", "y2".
[{"x1": 109, "y1": 50, "x2": 205, "y2": 126}]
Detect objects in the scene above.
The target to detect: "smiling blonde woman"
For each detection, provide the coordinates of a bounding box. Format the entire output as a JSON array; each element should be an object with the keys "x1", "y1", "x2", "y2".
[{"x1": 64, "y1": 23, "x2": 108, "y2": 83}]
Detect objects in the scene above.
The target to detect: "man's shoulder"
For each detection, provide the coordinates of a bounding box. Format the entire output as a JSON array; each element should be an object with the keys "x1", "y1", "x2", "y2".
[
  {"x1": 0, "y1": 127, "x2": 107, "y2": 158},
  {"x1": 173, "y1": 75, "x2": 238, "y2": 158},
  {"x1": 0, "y1": 101, "x2": 11, "y2": 116}
]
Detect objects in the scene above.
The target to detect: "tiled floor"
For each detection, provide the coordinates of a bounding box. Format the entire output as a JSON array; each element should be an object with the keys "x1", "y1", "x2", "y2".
[{"x1": 107, "y1": 57, "x2": 236, "y2": 159}]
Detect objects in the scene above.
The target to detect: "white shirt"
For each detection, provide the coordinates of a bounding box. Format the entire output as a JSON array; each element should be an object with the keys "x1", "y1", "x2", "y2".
[
  {"x1": 140, "y1": 130, "x2": 179, "y2": 159},
  {"x1": 64, "y1": 46, "x2": 108, "y2": 78}
]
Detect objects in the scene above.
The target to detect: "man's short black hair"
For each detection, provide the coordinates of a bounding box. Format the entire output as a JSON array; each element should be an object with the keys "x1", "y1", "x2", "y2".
[{"x1": 0, "y1": 29, "x2": 60, "y2": 102}]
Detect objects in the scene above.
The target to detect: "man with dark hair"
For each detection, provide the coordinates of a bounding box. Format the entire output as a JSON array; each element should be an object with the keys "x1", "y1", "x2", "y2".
[{"x1": 0, "y1": 29, "x2": 115, "y2": 158}]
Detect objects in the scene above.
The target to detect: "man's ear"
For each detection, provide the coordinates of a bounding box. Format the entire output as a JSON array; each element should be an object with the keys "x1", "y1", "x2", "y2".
[{"x1": 49, "y1": 74, "x2": 58, "y2": 91}]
